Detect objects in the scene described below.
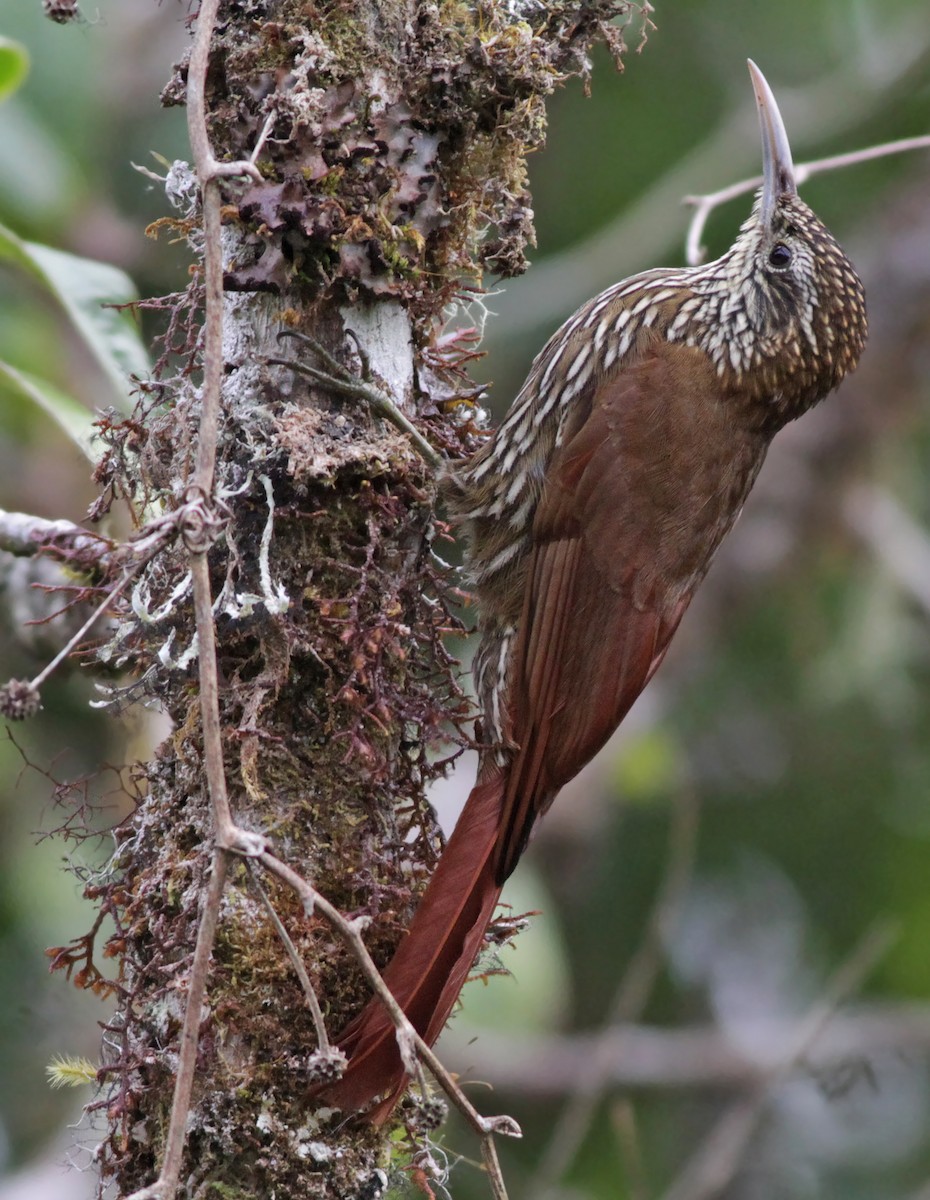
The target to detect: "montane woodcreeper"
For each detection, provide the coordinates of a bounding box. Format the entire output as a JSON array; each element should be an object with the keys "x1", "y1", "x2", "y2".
[{"x1": 319, "y1": 60, "x2": 868, "y2": 1121}]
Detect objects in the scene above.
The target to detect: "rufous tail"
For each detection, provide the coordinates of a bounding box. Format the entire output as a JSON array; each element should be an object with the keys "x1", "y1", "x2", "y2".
[{"x1": 317, "y1": 772, "x2": 506, "y2": 1122}]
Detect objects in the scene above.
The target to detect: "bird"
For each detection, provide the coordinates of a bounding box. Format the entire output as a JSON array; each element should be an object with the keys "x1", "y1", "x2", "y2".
[{"x1": 318, "y1": 60, "x2": 868, "y2": 1121}]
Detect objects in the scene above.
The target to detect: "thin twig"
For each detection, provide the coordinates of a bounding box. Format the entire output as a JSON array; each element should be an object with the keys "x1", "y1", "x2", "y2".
[
  {"x1": 123, "y1": 4, "x2": 266, "y2": 1196},
  {"x1": 684, "y1": 134, "x2": 930, "y2": 265},
  {"x1": 189, "y1": 552, "x2": 266, "y2": 856},
  {"x1": 1, "y1": 529, "x2": 171, "y2": 719},
  {"x1": 659, "y1": 920, "x2": 897, "y2": 1200},
  {"x1": 531, "y1": 788, "x2": 700, "y2": 1196},
  {"x1": 25, "y1": 566, "x2": 138, "y2": 692},
  {"x1": 124, "y1": 849, "x2": 230, "y2": 1200},
  {"x1": 246, "y1": 861, "x2": 330, "y2": 1052},
  {"x1": 249, "y1": 109, "x2": 277, "y2": 166},
  {"x1": 480, "y1": 1135, "x2": 510, "y2": 1200},
  {"x1": 257, "y1": 850, "x2": 520, "y2": 1198},
  {"x1": 184, "y1": 0, "x2": 268, "y2": 855},
  {"x1": 185, "y1": 1, "x2": 260, "y2": 501}
]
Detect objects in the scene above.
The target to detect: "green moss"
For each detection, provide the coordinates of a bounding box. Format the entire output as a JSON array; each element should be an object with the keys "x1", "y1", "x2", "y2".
[
  {"x1": 200, "y1": 1183, "x2": 252, "y2": 1199},
  {"x1": 314, "y1": 167, "x2": 345, "y2": 194}
]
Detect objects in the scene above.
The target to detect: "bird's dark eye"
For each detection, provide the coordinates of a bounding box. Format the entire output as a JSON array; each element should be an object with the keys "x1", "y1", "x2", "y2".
[{"x1": 769, "y1": 243, "x2": 792, "y2": 269}]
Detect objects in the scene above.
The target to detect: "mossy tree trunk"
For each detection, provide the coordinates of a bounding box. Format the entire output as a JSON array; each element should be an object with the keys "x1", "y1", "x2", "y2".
[{"x1": 73, "y1": 2, "x2": 646, "y2": 1196}]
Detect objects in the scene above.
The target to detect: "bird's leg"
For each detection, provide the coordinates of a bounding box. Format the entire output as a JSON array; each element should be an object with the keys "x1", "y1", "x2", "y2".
[{"x1": 271, "y1": 329, "x2": 444, "y2": 469}]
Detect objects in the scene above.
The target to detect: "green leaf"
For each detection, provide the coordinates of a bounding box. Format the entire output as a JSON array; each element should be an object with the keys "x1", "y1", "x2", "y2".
[
  {"x1": 0, "y1": 213, "x2": 34, "y2": 274},
  {"x1": 0, "y1": 37, "x2": 29, "y2": 103},
  {"x1": 0, "y1": 358, "x2": 98, "y2": 461},
  {"x1": 0, "y1": 218, "x2": 149, "y2": 409},
  {"x1": 0, "y1": 100, "x2": 82, "y2": 229}
]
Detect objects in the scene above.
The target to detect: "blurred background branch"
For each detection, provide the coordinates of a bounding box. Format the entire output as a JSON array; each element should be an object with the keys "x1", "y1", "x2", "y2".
[{"x1": 449, "y1": 1000, "x2": 930, "y2": 1095}]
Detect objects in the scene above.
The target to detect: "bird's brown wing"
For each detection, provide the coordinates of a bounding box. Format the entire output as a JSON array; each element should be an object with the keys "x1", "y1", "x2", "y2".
[
  {"x1": 319, "y1": 339, "x2": 765, "y2": 1118},
  {"x1": 493, "y1": 340, "x2": 721, "y2": 882}
]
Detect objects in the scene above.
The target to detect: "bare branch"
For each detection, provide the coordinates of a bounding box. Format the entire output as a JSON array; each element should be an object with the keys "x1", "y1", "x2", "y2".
[
  {"x1": 0, "y1": 508, "x2": 112, "y2": 561},
  {"x1": 684, "y1": 134, "x2": 930, "y2": 265},
  {"x1": 122, "y1": 3, "x2": 267, "y2": 1196},
  {"x1": 659, "y1": 921, "x2": 896, "y2": 1200},
  {"x1": 124, "y1": 850, "x2": 230, "y2": 1200}
]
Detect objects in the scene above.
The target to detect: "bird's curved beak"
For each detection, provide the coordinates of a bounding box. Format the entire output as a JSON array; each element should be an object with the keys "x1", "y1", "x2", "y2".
[{"x1": 748, "y1": 59, "x2": 797, "y2": 229}]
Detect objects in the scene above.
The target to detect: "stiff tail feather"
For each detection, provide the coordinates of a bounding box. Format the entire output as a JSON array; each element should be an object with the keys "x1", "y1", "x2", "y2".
[{"x1": 317, "y1": 772, "x2": 506, "y2": 1121}]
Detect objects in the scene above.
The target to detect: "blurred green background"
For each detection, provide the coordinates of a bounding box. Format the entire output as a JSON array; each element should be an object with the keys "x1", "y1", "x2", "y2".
[{"x1": 2, "y1": 3, "x2": 930, "y2": 1199}]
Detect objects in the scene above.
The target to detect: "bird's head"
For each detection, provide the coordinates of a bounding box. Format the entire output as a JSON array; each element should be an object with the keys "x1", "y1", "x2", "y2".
[{"x1": 695, "y1": 62, "x2": 868, "y2": 418}]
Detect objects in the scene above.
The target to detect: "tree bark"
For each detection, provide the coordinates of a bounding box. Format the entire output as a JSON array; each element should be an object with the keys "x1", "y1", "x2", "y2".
[{"x1": 64, "y1": 2, "x2": 648, "y2": 1196}]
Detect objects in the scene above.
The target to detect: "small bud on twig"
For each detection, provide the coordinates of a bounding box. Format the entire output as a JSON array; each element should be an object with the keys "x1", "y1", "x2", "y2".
[{"x1": 0, "y1": 678, "x2": 42, "y2": 721}]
